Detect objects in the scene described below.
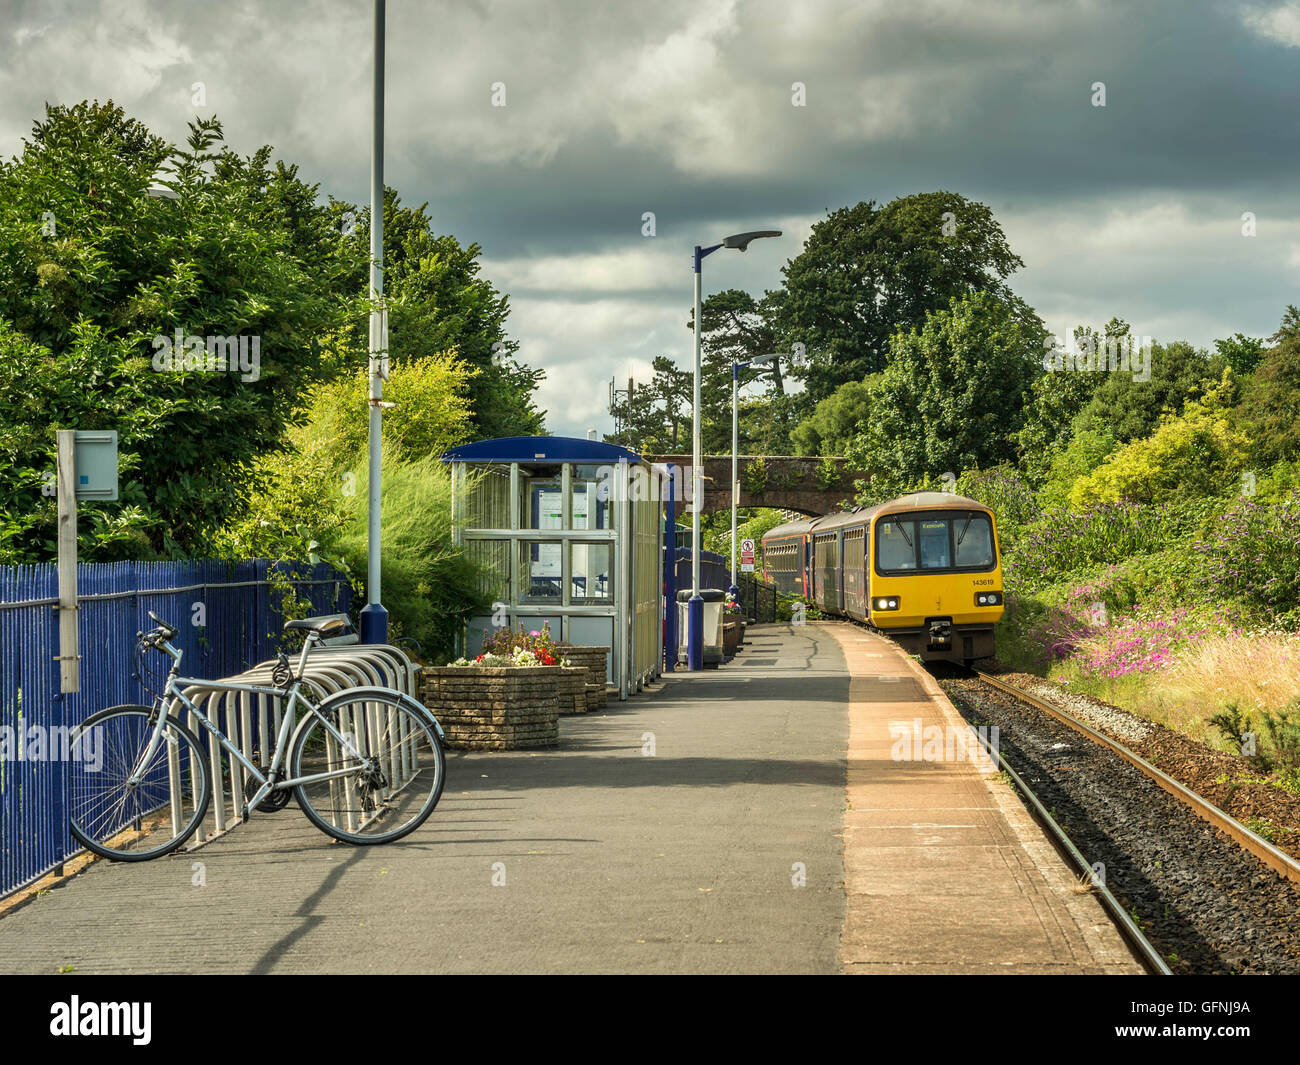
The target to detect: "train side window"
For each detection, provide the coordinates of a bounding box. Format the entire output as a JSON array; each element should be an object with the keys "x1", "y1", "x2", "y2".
[
  {"x1": 877, "y1": 520, "x2": 916, "y2": 570},
  {"x1": 955, "y1": 515, "x2": 994, "y2": 568},
  {"x1": 919, "y1": 520, "x2": 950, "y2": 569}
]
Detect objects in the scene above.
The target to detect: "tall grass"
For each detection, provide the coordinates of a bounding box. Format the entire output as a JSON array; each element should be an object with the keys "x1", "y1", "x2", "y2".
[
  {"x1": 1061, "y1": 631, "x2": 1300, "y2": 750},
  {"x1": 336, "y1": 456, "x2": 490, "y2": 662}
]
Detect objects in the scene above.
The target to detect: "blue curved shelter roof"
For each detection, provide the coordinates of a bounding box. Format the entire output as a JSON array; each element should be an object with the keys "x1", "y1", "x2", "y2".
[{"x1": 441, "y1": 436, "x2": 644, "y2": 465}]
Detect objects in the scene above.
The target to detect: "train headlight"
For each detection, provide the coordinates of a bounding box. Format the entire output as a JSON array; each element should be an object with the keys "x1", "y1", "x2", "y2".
[
  {"x1": 872, "y1": 597, "x2": 900, "y2": 611},
  {"x1": 975, "y1": 591, "x2": 1003, "y2": 606}
]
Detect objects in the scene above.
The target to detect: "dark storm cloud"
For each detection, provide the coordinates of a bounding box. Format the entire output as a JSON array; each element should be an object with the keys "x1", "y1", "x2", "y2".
[{"x1": 4, "y1": 0, "x2": 1300, "y2": 433}]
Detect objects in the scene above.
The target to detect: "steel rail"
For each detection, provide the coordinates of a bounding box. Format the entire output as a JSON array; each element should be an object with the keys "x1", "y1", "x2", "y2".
[
  {"x1": 976, "y1": 670, "x2": 1300, "y2": 889},
  {"x1": 976, "y1": 730, "x2": 1172, "y2": 975}
]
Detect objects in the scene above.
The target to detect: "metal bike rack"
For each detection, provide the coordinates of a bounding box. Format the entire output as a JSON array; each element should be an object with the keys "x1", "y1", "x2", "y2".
[{"x1": 171, "y1": 643, "x2": 422, "y2": 847}]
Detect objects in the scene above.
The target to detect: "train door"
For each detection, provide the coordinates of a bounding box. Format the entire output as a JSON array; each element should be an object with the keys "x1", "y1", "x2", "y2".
[{"x1": 843, "y1": 525, "x2": 866, "y2": 618}]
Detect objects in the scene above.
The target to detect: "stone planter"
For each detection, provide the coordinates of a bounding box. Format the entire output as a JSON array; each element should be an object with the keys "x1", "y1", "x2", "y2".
[
  {"x1": 556, "y1": 666, "x2": 589, "y2": 715},
  {"x1": 554, "y1": 644, "x2": 610, "y2": 709},
  {"x1": 723, "y1": 620, "x2": 741, "y2": 656},
  {"x1": 422, "y1": 666, "x2": 560, "y2": 750}
]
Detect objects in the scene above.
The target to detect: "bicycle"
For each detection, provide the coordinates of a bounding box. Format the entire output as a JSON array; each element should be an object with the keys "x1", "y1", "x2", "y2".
[{"x1": 66, "y1": 612, "x2": 447, "y2": 861}]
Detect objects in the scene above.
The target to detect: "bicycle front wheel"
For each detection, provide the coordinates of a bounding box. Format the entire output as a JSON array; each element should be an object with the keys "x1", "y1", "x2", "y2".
[
  {"x1": 68, "y1": 705, "x2": 212, "y2": 862},
  {"x1": 291, "y1": 691, "x2": 445, "y2": 845}
]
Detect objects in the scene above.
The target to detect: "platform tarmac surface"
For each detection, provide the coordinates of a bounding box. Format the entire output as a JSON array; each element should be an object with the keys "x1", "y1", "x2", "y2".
[
  {"x1": 0, "y1": 623, "x2": 1140, "y2": 974},
  {"x1": 0, "y1": 625, "x2": 849, "y2": 974}
]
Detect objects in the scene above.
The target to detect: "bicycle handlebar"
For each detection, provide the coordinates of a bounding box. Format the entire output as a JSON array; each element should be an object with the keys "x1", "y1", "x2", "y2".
[{"x1": 147, "y1": 611, "x2": 179, "y2": 640}]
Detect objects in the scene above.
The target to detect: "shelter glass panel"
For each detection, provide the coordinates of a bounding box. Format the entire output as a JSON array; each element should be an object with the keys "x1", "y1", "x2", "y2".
[
  {"x1": 463, "y1": 464, "x2": 511, "y2": 531},
  {"x1": 464, "y1": 539, "x2": 509, "y2": 600},
  {"x1": 572, "y1": 464, "x2": 613, "y2": 530},
  {"x1": 571, "y1": 542, "x2": 613, "y2": 604},
  {"x1": 519, "y1": 540, "x2": 563, "y2": 603},
  {"x1": 522, "y1": 466, "x2": 565, "y2": 531}
]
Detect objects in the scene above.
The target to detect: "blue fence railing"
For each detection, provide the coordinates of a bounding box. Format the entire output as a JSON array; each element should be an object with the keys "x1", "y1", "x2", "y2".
[
  {"x1": 671, "y1": 547, "x2": 779, "y2": 622},
  {"x1": 0, "y1": 559, "x2": 351, "y2": 900},
  {"x1": 673, "y1": 547, "x2": 729, "y2": 594}
]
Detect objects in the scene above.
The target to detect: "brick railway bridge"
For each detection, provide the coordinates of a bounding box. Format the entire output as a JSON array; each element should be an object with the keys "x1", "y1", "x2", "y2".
[{"x1": 642, "y1": 454, "x2": 867, "y2": 516}]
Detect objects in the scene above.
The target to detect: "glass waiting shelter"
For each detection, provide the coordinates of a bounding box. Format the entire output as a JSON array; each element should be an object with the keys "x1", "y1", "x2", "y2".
[{"x1": 443, "y1": 436, "x2": 665, "y2": 699}]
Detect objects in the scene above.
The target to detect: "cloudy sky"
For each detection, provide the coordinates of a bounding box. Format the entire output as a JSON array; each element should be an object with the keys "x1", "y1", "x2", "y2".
[{"x1": 4, "y1": 0, "x2": 1300, "y2": 436}]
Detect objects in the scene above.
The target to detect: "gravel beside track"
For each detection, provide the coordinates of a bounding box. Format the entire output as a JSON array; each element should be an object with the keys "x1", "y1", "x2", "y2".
[{"x1": 943, "y1": 676, "x2": 1300, "y2": 975}]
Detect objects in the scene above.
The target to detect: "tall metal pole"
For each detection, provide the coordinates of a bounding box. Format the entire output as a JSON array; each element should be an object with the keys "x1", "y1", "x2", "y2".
[
  {"x1": 360, "y1": 0, "x2": 388, "y2": 643},
  {"x1": 687, "y1": 249, "x2": 705, "y2": 670},
  {"x1": 730, "y1": 362, "x2": 739, "y2": 596}
]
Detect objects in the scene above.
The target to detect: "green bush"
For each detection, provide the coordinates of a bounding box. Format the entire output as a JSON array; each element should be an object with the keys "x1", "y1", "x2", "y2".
[
  {"x1": 335, "y1": 457, "x2": 490, "y2": 661},
  {"x1": 742, "y1": 456, "x2": 769, "y2": 494},
  {"x1": 1197, "y1": 490, "x2": 1300, "y2": 621},
  {"x1": 1070, "y1": 377, "x2": 1248, "y2": 507},
  {"x1": 1037, "y1": 427, "x2": 1117, "y2": 508}
]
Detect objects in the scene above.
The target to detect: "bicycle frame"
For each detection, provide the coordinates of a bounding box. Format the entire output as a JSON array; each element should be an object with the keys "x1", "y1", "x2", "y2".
[{"x1": 130, "y1": 633, "x2": 375, "y2": 816}]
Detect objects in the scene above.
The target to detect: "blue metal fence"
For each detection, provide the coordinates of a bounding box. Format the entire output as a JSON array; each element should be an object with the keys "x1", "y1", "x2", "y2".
[
  {"x1": 671, "y1": 547, "x2": 779, "y2": 622},
  {"x1": 673, "y1": 547, "x2": 729, "y2": 594},
  {"x1": 0, "y1": 559, "x2": 351, "y2": 900}
]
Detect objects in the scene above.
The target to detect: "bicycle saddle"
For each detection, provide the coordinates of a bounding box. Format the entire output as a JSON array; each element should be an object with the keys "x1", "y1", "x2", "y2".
[{"x1": 283, "y1": 614, "x2": 350, "y2": 636}]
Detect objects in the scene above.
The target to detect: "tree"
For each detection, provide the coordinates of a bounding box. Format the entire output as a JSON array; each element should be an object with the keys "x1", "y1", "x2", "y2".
[
  {"x1": 1214, "y1": 333, "x2": 1264, "y2": 376},
  {"x1": 778, "y1": 191, "x2": 1025, "y2": 402},
  {"x1": 848, "y1": 292, "x2": 1039, "y2": 485},
  {"x1": 791, "y1": 377, "x2": 877, "y2": 456},
  {"x1": 606, "y1": 355, "x2": 692, "y2": 453},
  {"x1": 695, "y1": 288, "x2": 800, "y2": 452},
  {"x1": 376, "y1": 193, "x2": 544, "y2": 439},
  {"x1": 296, "y1": 351, "x2": 477, "y2": 472},
  {"x1": 1016, "y1": 319, "x2": 1127, "y2": 482},
  {"x1": 0, "y1": 103, "x2": 348, "y2": 561},
  {"x1": 1238, "y1": 314, "x2": 1300, "y2": 468},
  {"x1": 0, "y1": 101, "x2": 543, "y2": 562},
  {"x1": 1071, "y1": 376, "x2": 1247, "y2": 506},
  {"x1": 1070, "y1": 340, "x2": 1227, "y2": 446}
]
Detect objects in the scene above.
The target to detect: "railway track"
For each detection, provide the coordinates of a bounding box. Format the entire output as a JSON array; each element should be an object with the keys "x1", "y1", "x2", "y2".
[
  {"x1": 967, "y1": 715, "x2": 1171, "y2": 974},
  {"x1": 943, "y1": 668, "x2": 1300, "y2": 974},
  {"x1": 974, "y1": 670, "x2": 1300, "y2": 887}
]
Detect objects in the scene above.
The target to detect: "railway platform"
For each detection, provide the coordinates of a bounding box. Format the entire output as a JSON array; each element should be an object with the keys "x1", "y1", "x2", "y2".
[
  {"x1": 0, "y1": 622, "x2": 1139, "y2": 974},
  {"x1": 825, "y1": 623, "x2": 1142, "y2": 974}
]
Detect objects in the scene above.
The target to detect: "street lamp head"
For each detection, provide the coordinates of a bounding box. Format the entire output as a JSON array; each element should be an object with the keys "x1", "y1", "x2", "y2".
[{"x1": 722, "y1": 229, "x2": 781, "y2": 252}]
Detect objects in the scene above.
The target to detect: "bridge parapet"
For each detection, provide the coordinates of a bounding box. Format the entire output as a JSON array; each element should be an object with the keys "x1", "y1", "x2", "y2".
[{"x1": 643, "y1": 454, "x2": 867, "y2": 516}]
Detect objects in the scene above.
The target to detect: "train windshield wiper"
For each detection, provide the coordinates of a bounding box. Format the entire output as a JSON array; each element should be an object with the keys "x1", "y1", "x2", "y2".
[
  {"x1": 956, "y1": 516, "x2": 972, "y2": 547},
  {"x1": 896, "y1": 522, "x2": 913, "y2": 548}
]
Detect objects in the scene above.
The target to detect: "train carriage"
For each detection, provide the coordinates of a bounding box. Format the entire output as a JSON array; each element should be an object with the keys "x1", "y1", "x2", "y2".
[{"x1": 761, "y1": 517, "x2": 816, "y2": 597}]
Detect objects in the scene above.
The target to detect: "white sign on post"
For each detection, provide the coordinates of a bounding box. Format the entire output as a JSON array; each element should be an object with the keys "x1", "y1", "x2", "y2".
[
  {"x1": 54, "y1": 429, "x2": 119, "y2": 693},
  {"x1": 740, "y1": 538, "x2": 755, "y2": 572}
]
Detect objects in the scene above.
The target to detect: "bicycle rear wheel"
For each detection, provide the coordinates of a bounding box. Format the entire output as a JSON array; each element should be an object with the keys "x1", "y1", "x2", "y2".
[
  {"x1": 68, "y1": 705, "x2": 211, "y2": 861},
  {"x1": 291, "y1": 691, "x2": 445, "y2": 845}
]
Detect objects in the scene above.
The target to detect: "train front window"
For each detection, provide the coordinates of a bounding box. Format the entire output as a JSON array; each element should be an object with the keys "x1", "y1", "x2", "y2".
[
  {"x1": 876, "y1": 520, "x2": 916, "y2": 570},
  {"x1": 875, "y1": 511, "x2": 997, "y2": 574},
  {"x1": 954, "y1": 515, "x2": 994, "y2": 568},
  {"x1": 918, "y1": 520, "x2": 950, "y2": 569}
]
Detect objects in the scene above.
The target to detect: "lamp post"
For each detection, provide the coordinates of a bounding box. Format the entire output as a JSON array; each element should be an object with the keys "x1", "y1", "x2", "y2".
[
  {"x1": 688, "y1": 230, "x2": 780, "y2": 671},
  {"x1": 730, "y1": 352, "x2": 780, "y2": 596},
  {"x1": 360, "y1": 0, "x2": 389, "y2": 643}
]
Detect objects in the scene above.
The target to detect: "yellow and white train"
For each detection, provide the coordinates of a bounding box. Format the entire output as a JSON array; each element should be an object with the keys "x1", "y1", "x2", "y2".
[{"x1": 762, "y1": 492, "x2": 1004, "y2": 664}]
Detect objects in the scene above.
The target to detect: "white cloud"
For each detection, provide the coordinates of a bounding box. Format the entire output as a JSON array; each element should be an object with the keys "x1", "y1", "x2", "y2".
[
  {"x1": 485, "y1": 247, "x2": 689, "y2": 293},
  {"x1": 1002, "y1": 194, "x2": 1300, "y2": 347},
  {"x1": 1242, "y1": 2, "x2": 1300, "y2": 47}
]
